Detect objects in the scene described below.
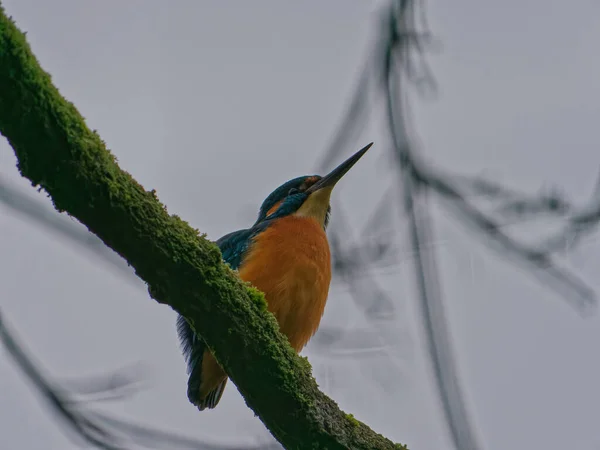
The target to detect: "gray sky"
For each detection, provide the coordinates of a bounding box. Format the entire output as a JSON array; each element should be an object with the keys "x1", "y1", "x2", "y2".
[{"x1": 1, "y1": 1, "x2": 600, "y2": 449}]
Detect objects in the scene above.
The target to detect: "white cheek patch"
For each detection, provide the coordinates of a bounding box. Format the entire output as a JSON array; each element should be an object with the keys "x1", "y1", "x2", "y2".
[{"x1": 294, "y1": 187, "x2": 333, "y2": 227}]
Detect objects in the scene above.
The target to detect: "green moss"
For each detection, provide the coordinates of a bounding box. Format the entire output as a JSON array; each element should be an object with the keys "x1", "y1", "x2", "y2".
[
  {"x1": 299, "y1": 356, "x2": 313, "y2": 372},
  {"x1": 345, "y1": 414, "x2": 360, "y2": 428},
  {"x1": 246, "y1": 285, "x2": 268, "y2": 311}
]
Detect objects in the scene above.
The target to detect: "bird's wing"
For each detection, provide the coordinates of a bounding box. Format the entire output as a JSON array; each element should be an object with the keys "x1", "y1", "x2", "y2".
[
  {"x1": 176, "y1": 228, "x2": 253, "y2": 407},
  {"x1": 215, "y1": 228, "x2": 255, "y2": 270}
]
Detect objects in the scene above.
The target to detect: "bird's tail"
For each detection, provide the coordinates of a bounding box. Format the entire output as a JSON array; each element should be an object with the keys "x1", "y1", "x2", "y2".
[
  {"x1": 177, "y1": 315, "x2": 228, "y2": 410},
  {"x1": 192, "y1": 377, "x2": 228, "y2": 411}
]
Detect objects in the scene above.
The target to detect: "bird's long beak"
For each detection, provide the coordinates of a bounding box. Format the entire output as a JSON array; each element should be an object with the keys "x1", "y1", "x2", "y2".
[
  {"x1": 306, "y1": 142, "x2": 373, "y2": 194},
  {"x1": 295, "y1": 142, "x2": 372, "y2": 226}
]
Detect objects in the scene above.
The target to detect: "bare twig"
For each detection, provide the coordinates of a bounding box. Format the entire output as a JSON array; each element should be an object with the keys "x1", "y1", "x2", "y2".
[
  {"x1": 0, "y1": 310, "x2": 276, "y2": 450},
  {"x1": 316, "y1": 1, "x2": 598, "y2": 450}
]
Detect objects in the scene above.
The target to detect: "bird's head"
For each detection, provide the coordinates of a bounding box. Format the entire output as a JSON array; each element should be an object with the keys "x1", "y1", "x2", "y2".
[{"x1": 255, "y1": 142, "x2": 373, "y2": 229}]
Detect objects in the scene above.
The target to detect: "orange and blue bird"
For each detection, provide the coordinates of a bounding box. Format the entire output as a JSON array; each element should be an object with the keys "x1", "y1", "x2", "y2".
[{"x1": 176, "y1": 142, "x2": 373, "y2": 410}]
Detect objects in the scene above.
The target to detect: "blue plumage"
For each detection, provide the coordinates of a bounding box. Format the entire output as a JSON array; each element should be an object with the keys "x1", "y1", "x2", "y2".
[{"x1": 255, "y1": 175, "x2": 320, "y2": 224}]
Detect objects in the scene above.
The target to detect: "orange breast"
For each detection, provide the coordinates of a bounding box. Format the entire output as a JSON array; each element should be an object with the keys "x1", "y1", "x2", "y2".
[{"x1": 238, "y1": 215, "x2": 332, "y2": 352}]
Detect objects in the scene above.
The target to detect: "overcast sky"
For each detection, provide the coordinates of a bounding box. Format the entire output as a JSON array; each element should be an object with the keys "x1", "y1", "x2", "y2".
[{"x1": 1, "y1": 1, "x2": 600, "y2": 449}]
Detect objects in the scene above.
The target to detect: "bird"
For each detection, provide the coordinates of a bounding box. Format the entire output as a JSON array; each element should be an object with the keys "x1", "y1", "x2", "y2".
[{"x1": 176, "y1": 142, "x2": 373, "y2": 410}]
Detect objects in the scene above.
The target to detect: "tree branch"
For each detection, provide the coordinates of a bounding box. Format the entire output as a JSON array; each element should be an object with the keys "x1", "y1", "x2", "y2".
[{"x1": 0, "y1": 6, "x2": 406, "y2": 450}]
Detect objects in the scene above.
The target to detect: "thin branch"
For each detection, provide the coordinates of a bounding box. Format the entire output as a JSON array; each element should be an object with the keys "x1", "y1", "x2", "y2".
[
  {"x1": 0, "y1": 310, "x2": 127, "y2": 450},
  {"x1": 317, "y1": 1, "x2": 598, "y2": 450},
  {"x1": 0, "y1": 310, "x2": 277, "y2": 450},
  {"x1": 386, "y1": 5, "x2": 485, "y2": 448}
]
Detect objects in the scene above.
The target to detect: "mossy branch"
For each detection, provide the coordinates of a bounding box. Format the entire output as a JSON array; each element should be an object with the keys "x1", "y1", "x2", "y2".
[{"x1": 0, "y1": 6, "x2": 407, "y2": 450}]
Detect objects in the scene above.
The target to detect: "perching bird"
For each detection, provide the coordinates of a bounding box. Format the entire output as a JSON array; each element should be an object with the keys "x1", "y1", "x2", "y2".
[{"x1": 176, "y1": 142, "x2": 373, "y2": 410}]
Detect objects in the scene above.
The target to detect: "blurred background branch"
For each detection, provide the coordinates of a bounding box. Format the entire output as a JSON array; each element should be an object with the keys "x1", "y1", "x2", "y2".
[{"x1": 0, "y1": 310, "x2": 277, "y2": 450}]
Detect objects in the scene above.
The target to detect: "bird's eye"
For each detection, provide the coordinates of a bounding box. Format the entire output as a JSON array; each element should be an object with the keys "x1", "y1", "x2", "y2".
[{"x1": 288, "y1": 188, "x2": 300, "y2": 196}]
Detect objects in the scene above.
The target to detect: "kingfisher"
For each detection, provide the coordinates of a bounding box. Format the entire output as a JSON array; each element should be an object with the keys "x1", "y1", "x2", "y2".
[{"x1": 176, "y1": 142, "x2": 373, "y2": 410}]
